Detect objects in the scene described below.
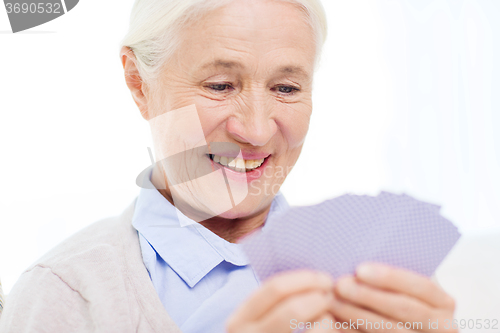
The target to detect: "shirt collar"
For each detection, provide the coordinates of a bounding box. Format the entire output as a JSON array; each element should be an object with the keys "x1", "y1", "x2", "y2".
[{"x1": 132, "y1": 166, "x2": 289, "y2": 288}]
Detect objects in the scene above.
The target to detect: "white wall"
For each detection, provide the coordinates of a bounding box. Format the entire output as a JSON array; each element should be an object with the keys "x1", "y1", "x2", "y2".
[
  {"x1": 1, "y1": 0, "x2": 499, "y2": 298},
  {"x1": 285, "y1": 0, "x2": 500, "y2": 235}
]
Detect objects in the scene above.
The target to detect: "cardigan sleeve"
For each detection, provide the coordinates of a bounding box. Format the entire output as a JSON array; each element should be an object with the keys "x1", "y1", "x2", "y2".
[{"x1": 0, "y1": 265, "x2": 94, "y2": 333}]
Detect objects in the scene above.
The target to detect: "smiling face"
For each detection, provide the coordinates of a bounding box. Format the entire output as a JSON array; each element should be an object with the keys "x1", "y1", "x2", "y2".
[{"x1": 145, "y1": 0, "x2": 317, "y2": 222}]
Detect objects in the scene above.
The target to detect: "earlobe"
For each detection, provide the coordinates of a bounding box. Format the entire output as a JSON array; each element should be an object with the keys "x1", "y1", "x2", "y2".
[{"x1": 120, "y1": 46, "x2": 150, "y2": 120}]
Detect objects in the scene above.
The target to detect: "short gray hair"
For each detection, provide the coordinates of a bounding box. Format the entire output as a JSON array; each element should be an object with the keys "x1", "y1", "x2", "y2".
[{"x1": 119, "y1": 0, "x2": 328, "y2": 84}]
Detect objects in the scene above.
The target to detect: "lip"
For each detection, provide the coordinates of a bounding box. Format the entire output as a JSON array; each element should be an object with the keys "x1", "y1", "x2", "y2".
[
  {"x1": 239, "y1": 151, "x2": 271, "y2": 160},
  {"x1": 207, "y1": 154, "x2": 270, "y2": 183},
  {"x1": 206, "y1": 142, "x2": 271, "y2": 160},
  {"x1": 207, "y1": 151, "x2": 271, "y2": 160}
]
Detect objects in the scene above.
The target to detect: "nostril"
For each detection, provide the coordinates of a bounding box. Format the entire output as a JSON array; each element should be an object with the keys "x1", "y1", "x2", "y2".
[
  {"x1": 232, "y1": 133, "x2": 250, "y2": 144},
  {"x1": 226, "y1": 116, "x2": 276, "y2": 147}
]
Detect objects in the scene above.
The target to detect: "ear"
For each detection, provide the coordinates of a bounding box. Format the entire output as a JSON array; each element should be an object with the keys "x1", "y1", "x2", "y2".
[{"x1": 120, "y1": 46, "x2": 150, "y2": 120}]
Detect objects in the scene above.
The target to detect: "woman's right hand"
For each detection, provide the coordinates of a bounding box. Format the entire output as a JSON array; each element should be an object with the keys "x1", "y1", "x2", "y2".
[{"x1": 225, "y1": 270, "x2": 340, "y2": 333}]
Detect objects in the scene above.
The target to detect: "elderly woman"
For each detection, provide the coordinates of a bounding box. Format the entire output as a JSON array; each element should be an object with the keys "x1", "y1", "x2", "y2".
[{"x1": 0, "y1": 0, "x2": 457, "y2": 332}]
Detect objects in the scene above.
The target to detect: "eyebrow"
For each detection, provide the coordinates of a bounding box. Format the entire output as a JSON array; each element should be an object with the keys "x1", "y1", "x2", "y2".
[
  {"x1": 199, "y1": 59, "x2": 311, "y2": 80},
  {"x1": 276, "y1": 65, "x2": 311, "y2": 81},
  {"x1": 201, "y1": 59, "x2": 243, "y2": 70}
]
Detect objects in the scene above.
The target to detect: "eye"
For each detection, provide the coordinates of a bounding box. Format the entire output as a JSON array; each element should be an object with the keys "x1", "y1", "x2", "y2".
[
  {"x1": 274, "y1": 85, "x2": 300, "y2": 95},
  {"x1": 206, "y1": 83, "x2": 233, "y2": 92}
]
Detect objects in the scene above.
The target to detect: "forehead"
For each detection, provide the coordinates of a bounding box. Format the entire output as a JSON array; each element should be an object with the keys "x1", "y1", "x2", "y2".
[{"x1": 174, "y1": 0, "x2": 317, "y2": 76}]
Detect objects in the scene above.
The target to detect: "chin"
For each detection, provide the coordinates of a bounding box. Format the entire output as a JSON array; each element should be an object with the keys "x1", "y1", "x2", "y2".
[{"x1": 216, "y1": 194, "x2": 273, "y2": 220}]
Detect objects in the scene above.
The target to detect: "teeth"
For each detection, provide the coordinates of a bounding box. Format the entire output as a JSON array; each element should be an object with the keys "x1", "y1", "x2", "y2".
[
  {"x1": 236, "y1": 159, "x2": 245, "y2": 169},
  {"x1": 210, "y1": 154, "x2": 266, "y2": 172},
  {"x1": 245, "y1": 158, "x2": 264, "y2": 169}
]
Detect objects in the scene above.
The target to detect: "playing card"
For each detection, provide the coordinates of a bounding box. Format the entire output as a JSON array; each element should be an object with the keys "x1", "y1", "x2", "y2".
[
  {"x1": 241, "y1": 191, "x2": 461, "y2": 281},
  {"x1": 363, "y1": 196, "x2": 459, "y2": 276}
]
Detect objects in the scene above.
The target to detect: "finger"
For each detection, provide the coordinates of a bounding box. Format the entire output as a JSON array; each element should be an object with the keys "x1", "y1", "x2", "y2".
[
  {"x1": 321, "y1": 318, "x2": 362, "y2": 333},
  {"x1": 330, "y1": 296, "x2": 419, "y2": 333},
  {"x1": 232, "y1": 270, "x2": 334, "y2": 322},
  {"x1": 355, "y1": 263, "x2": 455, "y2": 309},
  {"x1": 336, "y1": 327, "x2": 362, "y2": 333},
  {"x1": 306, "y1": 313, "x2": 340, "y2": 333},
  {"x1": 335, "y1": 276, "x2": 437, "y2": 324},
  {"x1": 258, "y1": 290, "x2": 334, "y2": 333}
]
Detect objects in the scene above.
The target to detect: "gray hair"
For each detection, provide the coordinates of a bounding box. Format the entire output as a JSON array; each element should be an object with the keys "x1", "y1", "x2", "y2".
[{"x1": 119, "y1": 0, "x2": 328, "y2": 85}]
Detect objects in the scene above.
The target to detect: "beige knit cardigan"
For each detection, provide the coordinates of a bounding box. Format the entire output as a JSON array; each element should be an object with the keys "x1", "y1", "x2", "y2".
[{"x1": 0, "y1": 201, "x2": 184, "y2": 333}]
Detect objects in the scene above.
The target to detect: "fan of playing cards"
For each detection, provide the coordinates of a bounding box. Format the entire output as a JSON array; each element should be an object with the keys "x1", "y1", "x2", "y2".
[{"x1": 241, "y1": 191, "x2": 461, "y2": 281}]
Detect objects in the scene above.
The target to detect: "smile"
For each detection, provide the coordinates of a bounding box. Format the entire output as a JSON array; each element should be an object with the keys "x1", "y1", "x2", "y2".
[{"x1": 208, "y1": 154, "x2": 266, "y2": 173}]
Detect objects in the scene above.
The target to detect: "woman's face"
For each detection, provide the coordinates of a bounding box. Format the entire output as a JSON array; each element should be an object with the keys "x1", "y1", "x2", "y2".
[{"x1": 147, "y1": 0, "x2": 317, "y2": 221}]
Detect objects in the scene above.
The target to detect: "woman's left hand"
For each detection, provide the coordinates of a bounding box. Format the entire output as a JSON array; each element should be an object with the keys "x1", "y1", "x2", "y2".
[{"x1": 330, "y1": 263, "x2": 457, "y2": 332}]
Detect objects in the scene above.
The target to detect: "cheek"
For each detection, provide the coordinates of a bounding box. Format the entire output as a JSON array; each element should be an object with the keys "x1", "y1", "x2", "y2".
[
  {"x1": 278, "y1": 106, "x2": 312, "y2": 149},
  {"x1": 193, "y1": 98, "x2": 234, "y2": 138}
]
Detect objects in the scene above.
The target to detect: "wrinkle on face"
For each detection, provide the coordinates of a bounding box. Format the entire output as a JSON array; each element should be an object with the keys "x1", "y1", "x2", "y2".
[{"x1": 145, "y1": 0, "x2": 317, "y2": 235}]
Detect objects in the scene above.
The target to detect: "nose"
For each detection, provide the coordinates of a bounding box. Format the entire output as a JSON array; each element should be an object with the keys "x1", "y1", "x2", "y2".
[{"x1": 226, "y1": 95, "x2": 278, "y2": 147}]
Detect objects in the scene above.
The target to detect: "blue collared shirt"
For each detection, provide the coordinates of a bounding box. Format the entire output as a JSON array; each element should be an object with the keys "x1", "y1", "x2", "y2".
[{"x1": 132, "y1": 170, "x2": 289, "y2": 333}]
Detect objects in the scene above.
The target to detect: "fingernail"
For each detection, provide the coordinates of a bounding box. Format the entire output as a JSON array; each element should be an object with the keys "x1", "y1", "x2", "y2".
[
  {"x1": 338, "y1": 279, "x2": 357, "y2": 299},
  {"x1": 357, "y1": 263, "x2": 382, "y2": 280},
  {"x1": 318, "y1": 272, "x2": 334, "y2": 287}
]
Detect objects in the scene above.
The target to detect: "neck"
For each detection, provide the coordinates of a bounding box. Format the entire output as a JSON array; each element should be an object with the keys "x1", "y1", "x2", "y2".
[
  {"x1": 197, "y1": 206, "x2": 271, "y2": 243},
  {"x1": 151, "y1": 165, "x2": 270, "y2": 243}
]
